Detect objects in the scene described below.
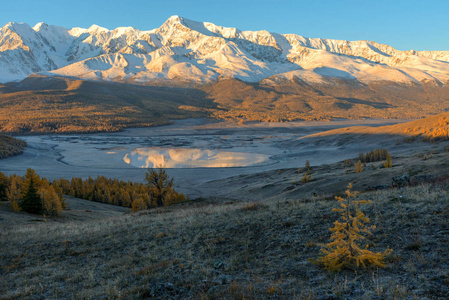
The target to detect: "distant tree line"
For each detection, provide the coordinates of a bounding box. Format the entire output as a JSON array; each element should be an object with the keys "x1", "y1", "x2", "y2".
[
  {"x1": 358, "y1": 148, "x2": 390, "y2": 163},
  {"x1": 0, "y1": 135, "x2": 27, "y2": 159},
  {"x1": 0, "y1": 168, "x2": 186, "y2": 216}
]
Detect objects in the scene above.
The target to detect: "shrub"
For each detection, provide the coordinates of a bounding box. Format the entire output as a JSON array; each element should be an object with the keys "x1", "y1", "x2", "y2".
[
  {"x1": 313, "y1": 184, "x2": 392, "y2": 271},
  {"x1": 241, "y1": 201, "x2": 266, "y2": 211},
  {"x1": 301, "y1": 160, "x2": 312, "y2": 183},
  {"x1": 301, "y1": 173, "x2": 311, "y2": 183},
  {"x1": 354, "y1": 160, "x2": 363, "y2": 173},
  {"x1": 305, "y1": 160, "x2": 311, "y2": 175},
  {"x1": 384, "y1": 154, "x2": 392, "y2": 168},
  {"x1": 343, "y1": 159, "x2": 353, "y2": 167}
]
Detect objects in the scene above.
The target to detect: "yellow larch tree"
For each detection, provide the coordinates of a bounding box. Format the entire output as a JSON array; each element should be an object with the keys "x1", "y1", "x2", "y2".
[{"x1": 314, "y1": 184, "x2": 392, "y2": 271}]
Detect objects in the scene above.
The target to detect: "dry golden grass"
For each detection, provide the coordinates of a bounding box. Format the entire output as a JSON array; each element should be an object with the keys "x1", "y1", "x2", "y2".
[{"x1": 309, "y1": 111, "x2": 449, "y2": 142}]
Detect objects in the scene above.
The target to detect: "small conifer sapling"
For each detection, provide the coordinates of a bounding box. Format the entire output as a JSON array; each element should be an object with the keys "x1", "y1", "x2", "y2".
[
  {"x1": 314, "y1": 184, "x2": 392, "y2": 271},
  {"x1": 354, "y1": 160, "x2": 363, "y2": 173},
  {"x1": 384, "y1": 154, "x2": 392, "y2": 168},
  {"x1": 305, "y1": 160, "x2": 311, "y2": 175}
]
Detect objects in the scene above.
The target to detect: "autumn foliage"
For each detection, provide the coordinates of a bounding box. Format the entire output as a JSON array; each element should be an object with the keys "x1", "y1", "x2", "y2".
[
  {"x1": 53, "y1": 169, "x2": 186, "y2": 211},
  {"x1": 1, "y1": 169, "x2": 65, "y2": 215},
  {"x1": 314, "y1": 184, "x2": 392, "y2": 271},
  {"x1": 1, "y1": 168, "x2": 185, "y2": 215}
]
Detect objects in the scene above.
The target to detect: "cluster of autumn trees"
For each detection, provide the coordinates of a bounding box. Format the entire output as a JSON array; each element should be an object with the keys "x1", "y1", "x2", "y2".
[
  {"x1": 0, "y1": 168, "x2": 186, "y2": 215},
  {"x1": 353, "y1": 148, "x2": 392, "y2": 173},
  {"x1": 402, "y1": 116, "x2": 449, "y2": 143},
  {"x1": 358, "y1": 148, "x2": 390, "y2": 163},
  {"x1": 53, "y1": 169, "x2": 186, "y2": 211},
  {"x1": 0, "y1": 169, "x2": 65, "y2": 215}
]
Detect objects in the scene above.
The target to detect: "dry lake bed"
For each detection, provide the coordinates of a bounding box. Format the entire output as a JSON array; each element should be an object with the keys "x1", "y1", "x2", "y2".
[{"x1": 0, "y1": 118, "x2": 413, "y2": 198}]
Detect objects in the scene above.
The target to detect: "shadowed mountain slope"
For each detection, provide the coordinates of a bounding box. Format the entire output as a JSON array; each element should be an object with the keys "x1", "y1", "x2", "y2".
[{"x1": 0, "y1": 75, "x2": 214, "y2": 134}]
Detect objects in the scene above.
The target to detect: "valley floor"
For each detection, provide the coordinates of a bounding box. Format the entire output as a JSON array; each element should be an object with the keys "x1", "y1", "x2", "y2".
[{"x1": 0, "y1": 118, "x2": 412, "y2": 198}]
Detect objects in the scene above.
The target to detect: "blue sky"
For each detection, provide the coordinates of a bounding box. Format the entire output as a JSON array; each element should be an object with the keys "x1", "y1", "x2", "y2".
[{"x1": 1, "y1": 0, "x2": 448, "y2": 51}]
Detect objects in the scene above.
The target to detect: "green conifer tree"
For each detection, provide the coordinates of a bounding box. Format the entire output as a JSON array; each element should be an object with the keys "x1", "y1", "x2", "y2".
[
  {"x1": 0, "y1": 171, "x2": 9, "y2": 201},
  {"x1": 21, "y1": 176, "x2": 42, "y2": 214}
]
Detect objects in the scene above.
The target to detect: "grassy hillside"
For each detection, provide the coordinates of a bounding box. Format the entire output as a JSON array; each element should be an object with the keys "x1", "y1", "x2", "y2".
[
  {"x1": 307, "y1": 111, "x2": 449, "y2": 142},
  {"x1": 1, "y1": 183, "x2": 448, "y2": 299},
  {"x1": 0, "y1": 135, "x2": 26, "y2": 159}
]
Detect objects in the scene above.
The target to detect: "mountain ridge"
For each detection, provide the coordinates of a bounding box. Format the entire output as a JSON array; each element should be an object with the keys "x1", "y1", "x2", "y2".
[{"x1": 1, "y1": 15, "x2": 449, "y2": 85}]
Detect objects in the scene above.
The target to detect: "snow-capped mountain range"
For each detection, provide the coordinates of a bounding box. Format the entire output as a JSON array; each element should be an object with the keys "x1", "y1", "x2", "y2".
[{"x1": 1, "y1": 15, "x2": 449, "y2": 85}]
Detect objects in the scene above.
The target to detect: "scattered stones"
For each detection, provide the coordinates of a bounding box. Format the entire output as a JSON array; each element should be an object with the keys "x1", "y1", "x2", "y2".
[{"x1": 213, "y1": 259, "x2": 225, "y2": 269}]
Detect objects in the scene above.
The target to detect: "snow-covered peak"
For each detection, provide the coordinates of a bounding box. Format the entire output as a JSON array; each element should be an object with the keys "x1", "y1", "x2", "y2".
[
  {"x1": 158, "y1": 15, "x2": 217, "y2": 37},
  {"x1": 3, "y1": 21, "x2": 34, "y2": 36},
  {"x1": 167, "y1": 15, "x2": 181, "y2": 22},
  {"x1": 204, "y1": 22, "x2": 240, "y2": 39},
  {"x1": 33, "y1": 22, "x2": 68, "y2": 33},
  {"x1": 87, "y1": 24, "x2": 109, "y2": 32},
  {"x1": 112, "y1": 26, "x2": 138, "y2": 36},
  {"x1": 158, "y1": 15, "x2": 184, "y2": 30},
  {"x1": 32, "y1": 22, "x2": 46, "y2": 31},
  {"x1": 68, "y1": 27, "x2": 87, "y2": 37},
  {"x1": 1, "y1": 17, "x2": 449, "y2": 86}
]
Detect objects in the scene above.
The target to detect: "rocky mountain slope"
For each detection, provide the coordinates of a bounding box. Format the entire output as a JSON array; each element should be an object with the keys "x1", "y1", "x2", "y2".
[{"x1": 1, "y1": 15, "x2": 449, "y2": 86}]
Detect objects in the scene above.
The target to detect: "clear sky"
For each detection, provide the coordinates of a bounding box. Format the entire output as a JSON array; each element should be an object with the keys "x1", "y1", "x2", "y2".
[{"x1": 1, "y1": 0, "x2": 448, "y2": 51}]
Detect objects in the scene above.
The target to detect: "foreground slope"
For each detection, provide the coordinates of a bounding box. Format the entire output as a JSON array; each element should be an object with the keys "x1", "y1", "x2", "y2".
[{"x1": 2, "y1": 182, "x2": 448, "y2": 299}]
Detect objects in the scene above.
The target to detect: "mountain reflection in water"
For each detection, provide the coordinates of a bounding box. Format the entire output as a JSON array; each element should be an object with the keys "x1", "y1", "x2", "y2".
[{"x1": 123, "y1": 147, "x2": 270, "y2": 168}]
